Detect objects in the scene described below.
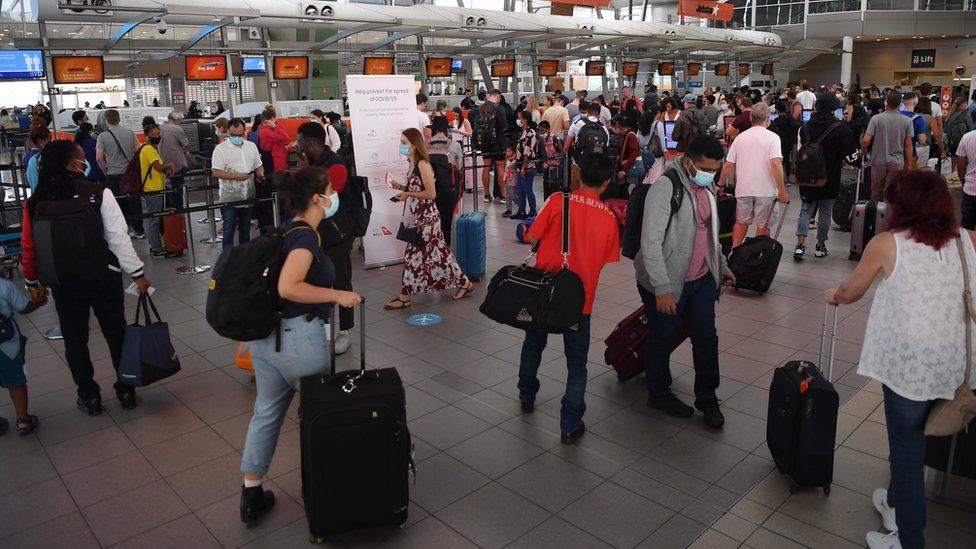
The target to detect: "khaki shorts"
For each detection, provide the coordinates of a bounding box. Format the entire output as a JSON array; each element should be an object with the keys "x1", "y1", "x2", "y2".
[{"x1": 736, "y1": 196, "x2": 777, "y2": 229}]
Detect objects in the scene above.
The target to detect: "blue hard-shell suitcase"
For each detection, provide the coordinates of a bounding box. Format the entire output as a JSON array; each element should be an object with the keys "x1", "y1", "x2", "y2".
[{"x1": 456, "y1": 212, "x2": 486, "y2": 281}]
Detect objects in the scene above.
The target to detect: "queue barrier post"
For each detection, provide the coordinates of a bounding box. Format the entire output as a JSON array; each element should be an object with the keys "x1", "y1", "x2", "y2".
[
  {"x1": 176, "y1": 185, "x2": 212, "y2": 276},
  {"x1": 271, "y1": 191, "x2": 281, "y2": 228},
  {"x1": 200, "y1": 184, "x2": 223, "y2": 245}
]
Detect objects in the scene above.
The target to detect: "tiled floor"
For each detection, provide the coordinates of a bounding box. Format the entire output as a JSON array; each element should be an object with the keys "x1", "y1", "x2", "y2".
[{"x1": 1, "y1": 175, "x2": 976, "y2": 548}]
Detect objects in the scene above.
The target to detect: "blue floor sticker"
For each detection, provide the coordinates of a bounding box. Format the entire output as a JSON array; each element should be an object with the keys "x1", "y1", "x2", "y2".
[{"x1": 406, "y1": 313, "x2": 442, "y2": 326}]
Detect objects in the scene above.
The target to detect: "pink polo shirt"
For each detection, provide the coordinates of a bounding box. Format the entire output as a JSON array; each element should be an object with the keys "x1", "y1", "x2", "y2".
[{"x1": 685, "y1": 185, "x2": 712, "y2": 282}]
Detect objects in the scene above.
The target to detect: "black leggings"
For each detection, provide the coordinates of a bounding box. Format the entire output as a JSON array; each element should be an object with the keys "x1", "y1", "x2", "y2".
[
  {"x1": 435, "y1": 191, "x2": 459, "y2": 247},
  {"x1": 962, "y1": 193, "x2": 976, "y2": 231},
  {"x1": 324, "y1": 238, "x2": 355, "y2": 332}
]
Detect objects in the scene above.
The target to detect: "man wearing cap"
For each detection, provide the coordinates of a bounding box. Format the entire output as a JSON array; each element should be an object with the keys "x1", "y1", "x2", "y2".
[{"x1": 673, "y1": 94, "x2": 710, "y2": 153}]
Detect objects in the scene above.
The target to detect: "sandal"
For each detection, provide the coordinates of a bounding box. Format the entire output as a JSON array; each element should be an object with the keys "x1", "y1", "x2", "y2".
[
  {"x1": 16, "y1": 415, "x2": 38, "y2": 436},
  {"x1": 453, "y1": 282, "x2": 476, "y2": 301},
  {"x1": 383, "y1": 297, "x2": 412, "y2": 310}
]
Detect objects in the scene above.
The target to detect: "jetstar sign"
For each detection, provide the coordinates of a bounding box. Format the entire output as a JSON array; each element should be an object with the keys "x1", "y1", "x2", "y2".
[{"x1": 677, "y1": 0, "x2": 734, "y2": 21}]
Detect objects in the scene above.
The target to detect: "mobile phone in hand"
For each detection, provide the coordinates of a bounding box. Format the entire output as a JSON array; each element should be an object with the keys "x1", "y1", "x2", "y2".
[{"x1": 389, "y1": 196, "x2": 400, "y2": 203}]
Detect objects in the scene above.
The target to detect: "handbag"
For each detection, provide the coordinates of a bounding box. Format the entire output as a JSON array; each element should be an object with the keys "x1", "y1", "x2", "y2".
[
  {"x1": 395, "y1": 198, "x2": 421, "y2": 245},
  {"x1": 924, "y1": 236, "x2": 976, "y2": 436},
  {"x1": 119, "y1": 294, "x2": 181, "y2": 387},
  {"x1": 479, "y1": 191, "x2": 585, "y2": 333}
]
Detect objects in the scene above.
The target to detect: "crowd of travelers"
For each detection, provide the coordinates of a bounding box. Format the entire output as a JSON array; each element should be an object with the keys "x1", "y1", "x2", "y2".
[{"x1": 3, "y1": 78, "x2": 976, "y2": 549}]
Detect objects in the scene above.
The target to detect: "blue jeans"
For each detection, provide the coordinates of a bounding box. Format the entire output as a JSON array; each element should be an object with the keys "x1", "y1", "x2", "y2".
[
  {"x1": 241, "y1": 316, "x2": 332, "y2": 476},
  {"x1": 795, "y1": 198, "x2": 834, "y2": 243},
  {"x1": 222, "y1": 206, "x2": 252, "y2": 249},
  {"x1": 142, "y1": 195, "x2": 164, "y2": 250},
  {"x1": 883, "y1": 385, "x2": 932, "y2": 549},
  {"x1": 638, "y1": 275, "x2": 720, "y2": 403},
  {"x1": 516, "y1": 169, "x2": 537, "y2": 214},
  {"x1": 626, "y1": 158, "x2": 646, "y2": 185},
  {"x1": 518, "y1": 315, "x2": 591, "y2": 433}
]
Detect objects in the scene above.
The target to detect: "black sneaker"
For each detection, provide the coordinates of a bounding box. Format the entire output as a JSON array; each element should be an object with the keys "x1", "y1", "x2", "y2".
[
  {"x1": 164, "y1": 250, "x2": 184, "y2": 259},
  {"x1": 240, "y1": 485, "x2": 276, "y2": 524},
  {"x1": 647, "y1": 393, "x2": 694, "y2": 418},
  {"x1": 696, "y1": 399, "x2": 726, "y2": 429},
  {"x1": 150, "y1": 248, "x2": 167, "y2": 258},
  {"x1": 793, "y1": 244, "x2": 806, "y2": 262},
  {"x1": 117, "y1": 391, "x2": 137, "y2": 411},
  {"x1": 519, "y1": 396, "x2": 534, "y2": 414},
  {"x1": 501, "y1": 210, "x2": 513, "y2": 218},
  {"x1": 815, "y1": 243, "x2": 829, "y2": 258},
  {"x1": 77, "y1": 396, "x2": 103, "y2": 416},
  {"x1": 560, "y1": 421, "x2": 586, "y2": 445},
  {"x1": 511, "y1": 212, "x2": 528, "y2": 220}
]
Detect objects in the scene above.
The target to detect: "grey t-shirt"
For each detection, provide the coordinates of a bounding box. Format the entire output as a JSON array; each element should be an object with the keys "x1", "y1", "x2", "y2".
[
  {"x1": 95, "y1": 126, "x2": 139, "y2": 175},
  {"x1": 566, "y1": 102, "x2": 580, "y2": 122},
  {"x1": 865, "y1": 110, "x2": 914, "y2": 166}
]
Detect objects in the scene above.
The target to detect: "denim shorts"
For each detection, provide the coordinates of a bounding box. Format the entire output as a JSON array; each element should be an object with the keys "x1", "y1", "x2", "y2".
[{"x1": 0, "y1": 335, "x2": 27, "y2": 389}]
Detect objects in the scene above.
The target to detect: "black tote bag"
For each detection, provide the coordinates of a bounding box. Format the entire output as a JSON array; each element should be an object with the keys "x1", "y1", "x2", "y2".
[{"x1": 479, "y1": 191, "x2": 585, "y2": 333}]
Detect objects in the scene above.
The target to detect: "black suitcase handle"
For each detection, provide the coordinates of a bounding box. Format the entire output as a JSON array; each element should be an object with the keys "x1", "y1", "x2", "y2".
[
  {"x1": 817, "y1": 304, "x2": 840, "y2": 382},
  {"x1": 329, "y1": 299, "x2": 370, "y2": 393}
]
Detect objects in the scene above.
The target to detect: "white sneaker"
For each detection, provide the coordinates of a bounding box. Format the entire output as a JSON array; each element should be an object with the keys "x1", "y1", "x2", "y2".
[
  {"x1": 334, "y1": 331, "x2": 351, "y2": 355},
  {"x1": 873, "y1": 488, "x2": 898, "y2": 532},
  {"x1": 866, "y1": 531, "x2": 902, "y2": 549}
]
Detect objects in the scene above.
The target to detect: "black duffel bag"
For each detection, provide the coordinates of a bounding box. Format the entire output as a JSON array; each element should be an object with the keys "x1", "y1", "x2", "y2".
[{"x1": 479, "y1": 191, "x2": 585, "y2": 333}]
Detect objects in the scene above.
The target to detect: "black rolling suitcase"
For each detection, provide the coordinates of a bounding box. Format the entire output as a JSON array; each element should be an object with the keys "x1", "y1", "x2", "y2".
[
  {"x1": 299, "y1": 301, "x2": 413, "y2": 542},
  {"x1": 728, "y1": 202, "x2": 788, "y2": 294},
  {"x1": 766, "y1": 304, "x2": 840, "y2": 495}
]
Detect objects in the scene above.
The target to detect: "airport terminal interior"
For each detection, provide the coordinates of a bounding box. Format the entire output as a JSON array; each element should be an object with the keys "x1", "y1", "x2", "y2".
[{"x1": 1, "y1": 1, "x2": 976, "y2": 548}]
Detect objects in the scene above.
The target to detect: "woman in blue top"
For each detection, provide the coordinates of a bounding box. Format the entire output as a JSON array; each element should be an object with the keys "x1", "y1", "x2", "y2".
[
  {"x1": 74, "y1": 123, "x2": 105, "y2": 182},
  {"x1": 238, "y1": 166, "x2": 363, "y2": 525},
  {"x1": 248, "y1": 114, "x2": 262, "y2": 148}
]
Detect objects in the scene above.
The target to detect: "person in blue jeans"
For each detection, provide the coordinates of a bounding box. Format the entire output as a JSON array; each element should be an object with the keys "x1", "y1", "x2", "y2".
[
  {"x1": 517, "y1": 153, "x2": 620, "y2": 444},
  {"x1": 211, "y1": 118, "x2": 266, "y2": 249},
  {"x1": 513, "y1": 109, "x2": 538, "y2": 220},
  {"x1": 239, "y1": 166, "x2": 362, "y2": 525},
  {"x1": 825, "y1": 169, "x2": 976, "y2": 549},
  {"x1": 635, "y1": 135, "x2": 735, "y2": 429}
]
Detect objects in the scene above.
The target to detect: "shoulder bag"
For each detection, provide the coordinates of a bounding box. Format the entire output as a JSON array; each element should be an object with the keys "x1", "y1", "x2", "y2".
[
  {"x1": 479, "y1": 191, "x2": 585, "y2": 333},
  {"x1": 395, "y1": 192, "x2": 421, "y2": 245},
  {"x1": 924, "y1": 236, "x2": 976, "y2": 436}
]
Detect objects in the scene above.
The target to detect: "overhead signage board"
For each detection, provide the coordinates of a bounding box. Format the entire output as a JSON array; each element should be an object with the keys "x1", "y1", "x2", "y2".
[
  {"x1": 242, "y1": 56, "x2": 266, "y2": 75},
  {"x1": 585, "y1": 60, "x2": 606, "y2": 76},
  {"x1": 761, "y1": 63, "x2": 774, "y2": 76},
  {"x1": 911, "y1": 49, "x2": 936, "y2": 68},
  {"x1": 491, "y1": 59, "x2": 516, "y2": 78},
  {"x1": 550, "y1": 0, "x2": 611, "y2": 7},
  {"x1": 363, "y1": 57, "x2": 395, "y2": 75},
  {"x1": 676, "y1": 0, "x2": 734, "y2": 21},
  {"x1": 185, "y1": 56, "x2": 227, "y2": 81},
  {"x1": 52, "y1": 56, "x2": 105, "y2": 84},
  {"x1": 687, "y1": 63, "x2": 702, "y2": 76},
  {"x1": 538, "y1": 60, "x2": 559, "y2": 77},
  {"x1": 658, "y1": 62, "x2": 675, "y2": 76},
  {"x1": 273, "y1": 56, "x2": 310, "y2": 80},
  {"x1": 621, "y1": 62, "x2": 639, "y2": 77},
  {"x1": 0, "y1": 50, "x2": 44, "y2": 80},
  {"x1": 738, "y1": 63, "x2": 752, "y2": 76},
  {"x1": 425, "y1": 58, "x2": 453, "y2": 78},
  {"x1": 714, "y1": 63, "x2": 730, "y2": 76}
]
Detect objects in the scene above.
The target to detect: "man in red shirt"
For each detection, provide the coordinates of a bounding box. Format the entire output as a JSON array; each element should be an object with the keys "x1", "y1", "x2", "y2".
[
  {"x1": 518, "y1": 154, "x2": 620, "y2": 444},
  {"x1": 724, "y1": 96, "x2": 753, "y2": 143}
]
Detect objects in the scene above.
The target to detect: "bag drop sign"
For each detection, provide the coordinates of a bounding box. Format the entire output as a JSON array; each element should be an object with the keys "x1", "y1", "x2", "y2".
[{"x1": 911, "y1": 49, "x2": 936, "y2": 68}]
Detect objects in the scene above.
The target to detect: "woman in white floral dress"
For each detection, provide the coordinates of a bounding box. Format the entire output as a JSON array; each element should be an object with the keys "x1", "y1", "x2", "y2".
[{"x1": 384, "y1": 128, "x2": 474, "y2": 309}]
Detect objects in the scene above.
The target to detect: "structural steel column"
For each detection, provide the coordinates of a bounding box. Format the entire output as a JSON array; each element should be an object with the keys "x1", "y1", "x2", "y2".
[
  {"x1": 530, "y1": 53, "x2": 542, "y2": 103},
  {"x1": 224, "y1": 53, "x2": 238, "y2": 118}
]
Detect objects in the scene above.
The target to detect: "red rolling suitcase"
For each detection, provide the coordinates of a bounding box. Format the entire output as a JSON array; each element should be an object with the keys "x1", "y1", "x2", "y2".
[
  {"x1": 163, "y1": 213, "x2": 186, "y2": 254},
  {"x1": 604, "y1": 305, "x2": 687, "y2": 382}
]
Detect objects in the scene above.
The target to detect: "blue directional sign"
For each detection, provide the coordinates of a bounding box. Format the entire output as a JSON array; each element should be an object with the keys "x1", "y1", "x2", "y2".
[{"x1": 406, "y1": 313, "x2": 442, "y2": 326}]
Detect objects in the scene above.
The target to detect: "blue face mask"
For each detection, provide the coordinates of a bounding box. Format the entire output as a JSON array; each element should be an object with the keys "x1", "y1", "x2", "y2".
[
  {"x1": 690, "y1": 161, "x2": 715, "y2": 187},
  {"x1": 229, "y1": 135, "x2": 245, "y2": 146},
  {"x1": 399, "y1": 144, "x2": 411, "y2": 156},
  {"x1": 320, "y1": 192, "x2": 340, "y2": 219},
  {"x1": 83, "y1": 159, "x2": 91, "y2": 177}
]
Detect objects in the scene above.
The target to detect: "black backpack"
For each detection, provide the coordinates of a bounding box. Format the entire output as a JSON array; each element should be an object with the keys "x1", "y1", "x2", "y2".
[
  {"x1": 621, "y1": 169, "x2": 683, "y2": 260},
  {"x1": 429, "y1": 154, "x2": 459, "y2": 198},
  {"x1": 473, "y1": 103, "x2": 498, "y2": 151},
  {"x1": 31, "y1": 181, "x2": 113, "y2": 288},
  {"x1": 947, "y1": 114, "x2": 969, "y2": 155},
  {"x1": 793, "y1": 122, "x2": 841, "y2": 188},
  {"x1": 342, "y1": 175, "x2": 373, "y2": 237},
  {"x1": 675, "y1": 110, "x2": 708, "y2": 152},
  {"x1": 572, "y1": 119, "x2": 609, "y2": 162},
  {"x1": 206, "y1": 222, "x2": 317, "y2": 344}
]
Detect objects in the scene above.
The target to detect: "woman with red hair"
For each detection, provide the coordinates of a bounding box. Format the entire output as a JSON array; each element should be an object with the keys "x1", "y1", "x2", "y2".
[{"x1": 825, "y1": 169, "x2": 976, "y2": 549}]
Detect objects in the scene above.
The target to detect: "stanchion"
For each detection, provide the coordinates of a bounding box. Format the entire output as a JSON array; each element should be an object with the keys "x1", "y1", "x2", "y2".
[
  {"x1": 271, "y1": 191, "x2": 281, "y2": 227},
  {"x1": 200, "y1": 185, "x2": 222, "y2": 244},
  {"x1": 176, "y1": 185, "x2": 212, "y2": 275}
]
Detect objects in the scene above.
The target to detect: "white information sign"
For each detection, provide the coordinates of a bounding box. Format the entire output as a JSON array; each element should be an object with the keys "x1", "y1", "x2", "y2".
[{"x1": 346, "y1": 75, "x2": 418, "y2": 268}]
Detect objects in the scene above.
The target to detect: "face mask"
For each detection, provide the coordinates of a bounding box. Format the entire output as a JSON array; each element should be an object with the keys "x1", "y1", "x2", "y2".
[
  {"x1": 538, "y1": 132, "x2": 548, "y2": 139},
  {"x1": 720, "y1": 103, "x2": 728, "y2": 110},
  {"x1": 516, "y1": 120, "x2": 523, "y2": 127},
  {"x1": 229, "y1": 135, "x2": 245, "y2": 146},
  {"x1": 83, "y1": 159, "x2": 91, "y2": 177},
  {"x1": 148, "y1": 137, "x2": 161, "y2": 145},
  {"x1": 690, "y1": 161, "x2": 715, "y2": 187},
  {"x1": 320, "y1": 192, "x2": 340, "y2": 219},
  {"x1": 399, "y1": 144, "x2": 411, "y2": 156}
]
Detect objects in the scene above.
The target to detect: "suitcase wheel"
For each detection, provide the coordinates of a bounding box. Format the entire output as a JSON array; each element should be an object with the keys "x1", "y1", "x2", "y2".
[
  {"x1": 849, "y1": 252, "x2": 860, "y2": 261},
  {"x1": 789, "y1": 481, "x2": 799, "y2": 495},
  {"x1": 310, "y1": 536, "x2": 326, "y2": 545}
]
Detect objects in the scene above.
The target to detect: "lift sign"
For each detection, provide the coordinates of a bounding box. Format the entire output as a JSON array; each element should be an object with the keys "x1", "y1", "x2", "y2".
[{"x1": 911, "y1": 49, "x2": 936, "y2": 69}]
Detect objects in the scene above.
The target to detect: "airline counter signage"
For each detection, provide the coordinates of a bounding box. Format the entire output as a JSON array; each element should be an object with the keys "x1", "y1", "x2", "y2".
[
  {"x1": 585, "y1": 60, "x2": 606, "y2": 76},
  {"x1": 273, "y1": 56, "x2": 310, "y2": 80},
  {"x1": 538, "y1": 60, "x2": 559, "y2": 77},
  {"x1": 185, "y1": 56, "x2": 227, "y2": 81},
  {"x1": 425, "y1": 58, "x2": 453, "y2": 78},
  {"x1": 677, "y1": 0, "x2": 734, "y2": 21},
  {"x1": 52, "y1": 56, "x2": 105, "y2": 84},
  {"x1": 621, "y1": 62, "x2": 639, "y2": 77}
]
